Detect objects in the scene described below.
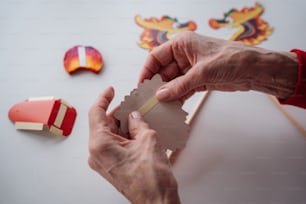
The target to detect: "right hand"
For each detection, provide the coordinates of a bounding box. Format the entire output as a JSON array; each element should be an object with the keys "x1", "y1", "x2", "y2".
[{"x1": 139, "y1": 32, "x2": 297, "y2": 102}]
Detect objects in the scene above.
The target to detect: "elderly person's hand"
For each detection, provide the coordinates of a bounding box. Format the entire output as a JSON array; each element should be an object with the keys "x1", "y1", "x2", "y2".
[
  {"x1": 88, "y1": 87, "x2": 180, "y2": 204},
  {"x1": 139, "y1": 32, "x2": 298, "y2": 102}
]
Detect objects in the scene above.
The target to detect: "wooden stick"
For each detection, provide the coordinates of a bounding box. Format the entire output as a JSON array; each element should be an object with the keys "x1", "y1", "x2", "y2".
[
  {"x1": 268, "y1": 95, "x2": 306, "y2": 137},
  {"x1": 169, "y1": 91, "x2": 211, "y2": 164}
]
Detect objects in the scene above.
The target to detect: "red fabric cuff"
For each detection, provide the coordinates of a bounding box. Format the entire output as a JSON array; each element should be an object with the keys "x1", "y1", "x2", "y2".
[{"x1": 278, "y1": 49, "x2": 306, "y2": 109}]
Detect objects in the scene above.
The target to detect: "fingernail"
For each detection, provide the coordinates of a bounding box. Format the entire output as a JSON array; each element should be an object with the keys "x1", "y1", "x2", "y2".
[
  {"x1": 156, "y1": 88, "x2": 170, "y2": 100},
  {"x1": 131, "y1": 111, "x2": 142, "y2": 119}
]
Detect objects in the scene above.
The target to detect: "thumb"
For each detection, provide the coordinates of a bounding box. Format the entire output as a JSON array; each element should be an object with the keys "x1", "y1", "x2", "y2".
[
  {"x1": 128, "y1": 111, "x2": 150, "y2": 139},
  {"x1": 156, "y1": 73, "x2": 196, "y2": 101}
]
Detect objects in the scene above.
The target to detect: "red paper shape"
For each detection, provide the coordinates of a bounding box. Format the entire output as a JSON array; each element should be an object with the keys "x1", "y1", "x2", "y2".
[
  {"x1": 63, "y1": 45, "x2": 103, "y2": 74},
  {"x1": 8, "y1": 97, "x2": 77, "y2": 137}
]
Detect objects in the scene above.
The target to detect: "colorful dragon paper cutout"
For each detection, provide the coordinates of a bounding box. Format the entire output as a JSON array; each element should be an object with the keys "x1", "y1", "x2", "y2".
[
  {"x1": 209, "y1": 2, "x2": 273, "y2": 45},
  {"x1": 135, "y1": 15, "x2": 197, "y2": 50}
]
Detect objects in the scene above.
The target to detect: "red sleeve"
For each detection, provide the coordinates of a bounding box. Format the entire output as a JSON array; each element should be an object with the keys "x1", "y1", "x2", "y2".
[{"x1": 278, "y1": 49, "x2": 306, "y2": 109}]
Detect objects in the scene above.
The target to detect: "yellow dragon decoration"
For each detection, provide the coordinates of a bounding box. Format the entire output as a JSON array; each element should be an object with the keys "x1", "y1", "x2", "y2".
[
  {"x1": 209, "y1": 2, "x2": 273, "y2": 45},
  {"x1": 135, "y1": 15, "x2": 197, "y2": 50}
]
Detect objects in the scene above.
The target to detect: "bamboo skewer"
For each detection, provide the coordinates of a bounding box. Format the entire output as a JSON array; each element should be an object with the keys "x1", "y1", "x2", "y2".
[{"x1": 268, "y1": 95, "x2": 306, "y2": 137}]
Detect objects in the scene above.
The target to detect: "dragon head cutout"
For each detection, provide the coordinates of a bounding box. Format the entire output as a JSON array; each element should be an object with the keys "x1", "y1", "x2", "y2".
[
  {"x1": 209, "y1": 2, "x2": 273, "y2": 45},
  {"x1": 135, "y1": 15, "x2": 197, "y2": 50}
]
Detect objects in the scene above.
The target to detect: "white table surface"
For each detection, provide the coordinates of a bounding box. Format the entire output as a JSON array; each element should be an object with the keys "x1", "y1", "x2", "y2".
[{"x1": 1, "y1": 0, "x2": 306, "y2": 203}]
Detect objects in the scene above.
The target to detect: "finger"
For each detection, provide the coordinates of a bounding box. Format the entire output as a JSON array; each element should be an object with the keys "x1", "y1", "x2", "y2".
[
  {"x1": 128, "y1": 111, "x2": 151, "y2": 139},
  {"x1": 151, "y1": 39, "x2": 175, "y2": 66},
  {"x1": 155, "y1": 73, "x2": 195, "y2": 102},
  {"x1": 138, "y1": 54, "x2": 160, "y2": 83},
  {"x1": 88, "y1": 87, "x2": 115, "y2": 130},
  {"x1": 108, "y1": 104, "x2": 121, "y2": 117},
  {"x1": 155, "y1": 63, "x2": 204, "y2": 101},
  {"x1": 107, "y1": 105, "x2": 123, "y2": 135},
  {"x1": 138, "y1": 41, "x2": 174, "y2": 83},
  {"x1": 139, "y1": 61, "x2": 182, "y2": 87},
  {"x1": 159, "y1": 62, "x2": 181, "y2": 82},
  {"x1": 180, "y1": 89, "x2": 196, "y2": 103}
]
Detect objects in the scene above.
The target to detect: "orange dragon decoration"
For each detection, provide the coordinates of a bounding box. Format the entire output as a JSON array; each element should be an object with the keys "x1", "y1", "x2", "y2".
[
  {"x1": 135, "y1": 15, "x2": 197, "y2": 50},
  {"x1": 209, "y1": 2, "x2": 273, "y2": 45}
]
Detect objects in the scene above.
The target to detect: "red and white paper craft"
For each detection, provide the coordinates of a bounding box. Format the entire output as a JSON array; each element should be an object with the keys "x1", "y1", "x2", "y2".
[
  {"x1": 63, "y1": 45, "x2": 103, "y2": 74},
  {"x1": 114, "y1": 75, "x2": 190, "y2": 151},
  {"x1": 8, "y1": 97, "x2": 77, "y2": 137}
]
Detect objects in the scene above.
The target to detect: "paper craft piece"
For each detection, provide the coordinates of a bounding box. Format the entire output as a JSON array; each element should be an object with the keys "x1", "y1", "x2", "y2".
[
  {"x1": 8, "y1": 97, "x2": 77, "y2": 137},
  {"x1": 114, "y1": 75, "x2": 190, "y2": 151},
  {"x1": 63, "y1": 45, "x2": 103, "y2": 74},
  {"x1": 209, "y1": 2, "x2": 273, "y2": 45},
  {"x1": 135, "y1": 15, "x2": 197, "y2": 51}
]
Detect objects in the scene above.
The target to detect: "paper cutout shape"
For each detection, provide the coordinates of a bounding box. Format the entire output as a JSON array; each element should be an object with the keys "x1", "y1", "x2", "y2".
[
  {"x1": 209, "y1": 2, "x2": 273, "y2": 45},
  {"x1": 135, "y1": 15, "x2": 197, "y2": 51},
  {"x1": 8, "y1": 97, "x2": 77, "y2": 137},
  {"x1": 114, "y1": 75, "x2": 190, "y2": 151},
  {"x1": 63, "y1": 45, "x2": 103, "y2": 74}
]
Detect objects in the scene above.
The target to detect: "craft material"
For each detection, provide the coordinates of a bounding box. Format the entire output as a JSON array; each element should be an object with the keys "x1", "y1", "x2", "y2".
[
  {"x1": 135, "y1": 15, "x2": 197, "y2": 50},
  {"x1": 209, "y1": 2, "x2": 273, "y2": 45},
  {"x1": 114, "y1": 75, "x2": 190, "y2": 151},
  {"x1": 168, "y1": 91, "x2": 211, "y2": 163},
  {"x1": 269, "y1": 96, "x2": 306, "y2": 137},
  {"x1": 8, "y1": 97, "x2": 77, "y2": 137},
  {"x1": 63, "y1": 45, "x2": 103, "y2": 74}
]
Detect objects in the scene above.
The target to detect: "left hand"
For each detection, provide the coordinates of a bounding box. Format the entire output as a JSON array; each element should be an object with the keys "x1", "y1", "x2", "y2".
[{"x1": 88, "y1": 87, "x2": 180, "y2": 204}]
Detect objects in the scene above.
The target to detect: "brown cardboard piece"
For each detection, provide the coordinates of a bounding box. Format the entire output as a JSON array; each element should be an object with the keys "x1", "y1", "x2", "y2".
[{"x1": 114, "y1": 75, "x2": 190, "y2": 151}]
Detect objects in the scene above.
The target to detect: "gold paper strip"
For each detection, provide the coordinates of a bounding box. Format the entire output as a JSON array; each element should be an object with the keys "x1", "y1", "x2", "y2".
[{"x1": 138, "y1": 96, "x2": 159, "y2": 116}]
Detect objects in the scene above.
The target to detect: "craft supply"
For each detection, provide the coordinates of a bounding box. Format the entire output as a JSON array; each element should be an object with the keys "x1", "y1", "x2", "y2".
[
  {"x1": 169, "y1": 91, "x2": 211, "y2": 164},
  {"x1": 8, "y1": 97, "x2": 77, "y2": 137},
  {"x1": 114, "y1": 74, "x2": 190, "y2": 151},
  {"x1": 268, "y1": 95, "x2": 306, "y2": 137},
  {"x1": 209, "y1": 2, "x2": 273, "y2": 45},
  {"x1": 137, "y1": 96, "x2": 159, "y2": 115},
  {"x1": 135, "y1": 15, "x2": 197, "y2": 50},
  {"x1": 63, "y1": 45, "x2": 103, "y2": 74}
]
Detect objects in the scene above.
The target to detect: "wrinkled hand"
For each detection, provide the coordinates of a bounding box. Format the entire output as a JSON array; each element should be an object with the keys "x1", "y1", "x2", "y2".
[
  {"x1": 139, "y1": 31, "x2": 297, "y2": 101},
  {"x1": 88, "y1": 87, "x2": 180, "y2": 204}
]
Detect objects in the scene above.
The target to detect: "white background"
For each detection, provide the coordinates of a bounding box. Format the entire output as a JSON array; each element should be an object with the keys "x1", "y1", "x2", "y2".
[{"x1": 1, "y1": 0, "x2": 306, "y2": 203}]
